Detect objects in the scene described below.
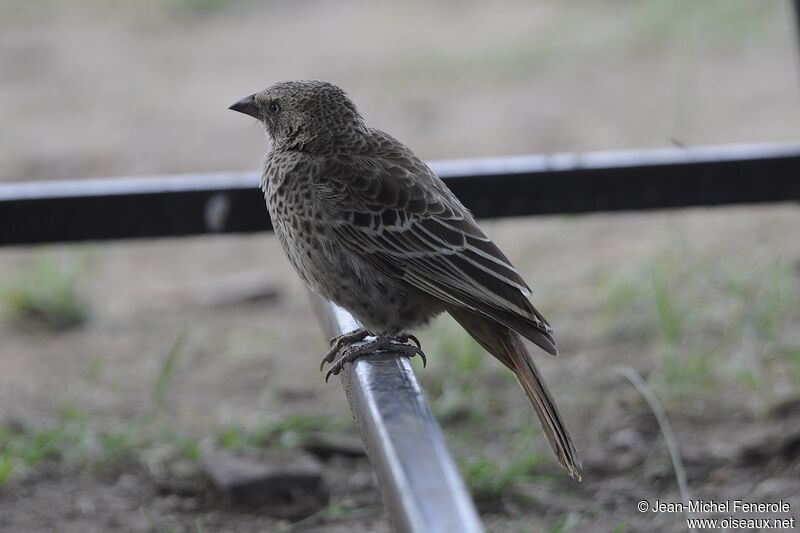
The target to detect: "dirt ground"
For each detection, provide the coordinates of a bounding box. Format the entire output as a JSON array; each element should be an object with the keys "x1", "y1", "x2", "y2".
[{"x1": 1, "y1": 1, "x2": 800, "y2": 532}]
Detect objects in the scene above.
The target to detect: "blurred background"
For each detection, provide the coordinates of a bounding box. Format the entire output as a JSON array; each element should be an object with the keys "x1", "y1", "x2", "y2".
[{"x1": 1, "y1": 1, "x2": 799, "y2": 531}]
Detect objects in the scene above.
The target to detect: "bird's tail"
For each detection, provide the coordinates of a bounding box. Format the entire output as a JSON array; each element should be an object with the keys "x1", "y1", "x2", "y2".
[{"x1": 448, "y1": 308, "x2": 582, "y2": 480}]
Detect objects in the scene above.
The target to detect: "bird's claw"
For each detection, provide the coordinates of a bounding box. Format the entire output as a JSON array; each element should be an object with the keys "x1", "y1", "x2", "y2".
[
  {"x1": 323, "y1": 335, "x2": 427, "y2": 381},
  {"x1": 396, "y1": 333, "x2": 421, "y2": 349},
  {"x1": 412, "y1": 344, "x2": 427, "y2": 367},
  {"x1": 320, "y1": 328, "x2": 370, "y2": 371},
  {"x1": 391, "y1": 334, "x2": 425, "y2": 367}
]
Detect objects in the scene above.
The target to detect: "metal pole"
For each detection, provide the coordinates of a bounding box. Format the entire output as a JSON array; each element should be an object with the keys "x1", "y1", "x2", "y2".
[{"x1": 311, "y1": 295, "x2": 484, "y2": 533}]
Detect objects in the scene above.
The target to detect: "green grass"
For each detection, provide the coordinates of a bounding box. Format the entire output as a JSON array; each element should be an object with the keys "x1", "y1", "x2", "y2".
[
  {"x1": 0, "y1": 318, "x2": 358, "y2": 487},
  {"x1": 85, "y1": 354, "x2": 107, "y2": 383},
  {"x1": 417, "y1": 321, "x2": 500, "y2": 426},
  {"x1": 0, "y1": 331, "x2": 207, "y2": 485},
  {"x1": 277, "y1": 498, "x2": 374, "y2": 532},
  {"x1": 592, "y1": 240, "x2": 800, "y2": 409},
  {"x1": 218, "y1": 414, "x2": 353, "y2": 451},
  {"x1": 0, "y1": 452, "x2": 13, "y2": 485},
  {"x1": 152, "y1": 333, "x2": 187, "y2": 409},
  {"x1": 0, "y1": 405, "x2": 216, "y2": 486},
  {"x1": 594, "y1": 272, "x2": 642, "y2": 328},
  {"x1": 777, "y1": 345, "x2": 800, "y2": 389},
  {"x1": 649, "y1": 254, "x2": 703, "y2": 389},
  {"x1": 459, "y1": 427, "x2": 549, "y2": 505},
  {"x1": 0, "y1": 405, "x2": 141, "y2": 485},
  {"x1": 0, "y1": 254, "x2": 89, "y2": 330},
  {"x1": 548, "y1": 514, "x2": 587, "y2": 533},
  {"x1": 651, "y1": 259, "x2": 685, "y2": 347},
  {"x1": 162, "y1": 0, "x2": 246, "y2": 15},
  {"x1": 660, "y1": 348, "x2": 716, "y2": 393},
  {"x1": 593, "y1": 269, "x2": 656, "y2": 342},
  {"x1": 462, "y1": 451, "x2": 546, "y2": 503},
  {"x1": 723, "y1": 262, "x2": 800, "y2": 404},
  {"x1": 632, "y1": 0, "x2": 778, "y2": 45},
  {"x1": 728, "y1": 262, "x2": 797, "y2": 342}
]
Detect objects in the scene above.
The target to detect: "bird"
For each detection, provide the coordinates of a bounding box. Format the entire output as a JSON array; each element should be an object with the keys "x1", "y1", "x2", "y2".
[{"x1": 229, "y1": 80, "x2": 581, "y2": 479}]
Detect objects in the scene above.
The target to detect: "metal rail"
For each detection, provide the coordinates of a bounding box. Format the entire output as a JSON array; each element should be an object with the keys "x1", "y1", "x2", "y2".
[
  {"x1": 1, "y1": 142, "x2": 799, "y2": 246},
  {"x1": 312, "y1": 297, "x2": 484, "y2": 533}
]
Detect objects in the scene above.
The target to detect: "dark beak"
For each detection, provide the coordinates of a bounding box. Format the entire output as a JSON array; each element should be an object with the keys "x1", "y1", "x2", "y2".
[{"x1": 228, "y1": 94, "x2": 260, "y2": 119}]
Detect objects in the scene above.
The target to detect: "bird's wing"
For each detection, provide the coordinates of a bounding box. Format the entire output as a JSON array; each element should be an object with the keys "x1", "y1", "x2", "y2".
[{"x1": 314, "y1": 135, "x2": 555, "y2": 352}]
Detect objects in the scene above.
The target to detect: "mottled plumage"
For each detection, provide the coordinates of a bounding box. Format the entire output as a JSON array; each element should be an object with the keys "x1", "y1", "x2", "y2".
[{"x1": 230, "y1": 80, "x2": 580, "y2": 479}]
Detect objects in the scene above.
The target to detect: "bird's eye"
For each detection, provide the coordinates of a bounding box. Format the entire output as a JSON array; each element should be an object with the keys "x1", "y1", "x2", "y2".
[{"x1": 269, "y1": 102, "x2": 281, "y2": 114}]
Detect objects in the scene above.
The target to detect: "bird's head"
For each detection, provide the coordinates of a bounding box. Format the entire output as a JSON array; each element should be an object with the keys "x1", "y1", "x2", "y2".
[{"x1": 229, "y1": 80, "x2": 365, "y2": 151}]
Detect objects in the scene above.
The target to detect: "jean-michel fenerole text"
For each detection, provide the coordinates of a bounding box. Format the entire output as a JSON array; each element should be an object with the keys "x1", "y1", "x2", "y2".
[{"x1": 651, "y1": 499, "x2": 791, "y2": 514}]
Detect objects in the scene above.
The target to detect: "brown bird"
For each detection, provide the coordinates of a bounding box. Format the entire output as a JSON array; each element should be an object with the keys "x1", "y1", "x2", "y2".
[{"x1": 230, "y1": 80, "x2": 581, "y2": 479}]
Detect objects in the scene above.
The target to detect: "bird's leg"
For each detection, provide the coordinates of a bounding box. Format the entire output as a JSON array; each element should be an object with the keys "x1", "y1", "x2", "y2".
[
  {"x1": 325, "y1": 334, "x2": 427, "y2": 382},
  {"x1": 319, "y1": 328, "x2": 371, "y2": 371}
]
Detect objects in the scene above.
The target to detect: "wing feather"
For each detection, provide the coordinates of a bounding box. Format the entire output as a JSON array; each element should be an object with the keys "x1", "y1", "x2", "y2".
[{"x1": 315, "y1": 132, "x2": 554, "y2": 346}]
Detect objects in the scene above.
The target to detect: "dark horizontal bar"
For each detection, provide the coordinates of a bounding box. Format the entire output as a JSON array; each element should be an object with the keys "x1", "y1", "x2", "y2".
[
  {"x1": 1, "y1": 143, "x2": 799, "y2": 246},
  {"x1": 311, "y1": 295, "x2": 484, "y2": 533},
  {"x1": 0, "y1": 172, "x2": 267, "y2": 245}
]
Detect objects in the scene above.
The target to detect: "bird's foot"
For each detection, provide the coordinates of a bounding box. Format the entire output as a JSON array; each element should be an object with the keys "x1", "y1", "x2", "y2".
[
  {"x1": 319, "y1": 328, "x2": 371, "y2": 371},
  {"x1": 324, "y1": 334, "x2": 427, "y2": 382}
]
